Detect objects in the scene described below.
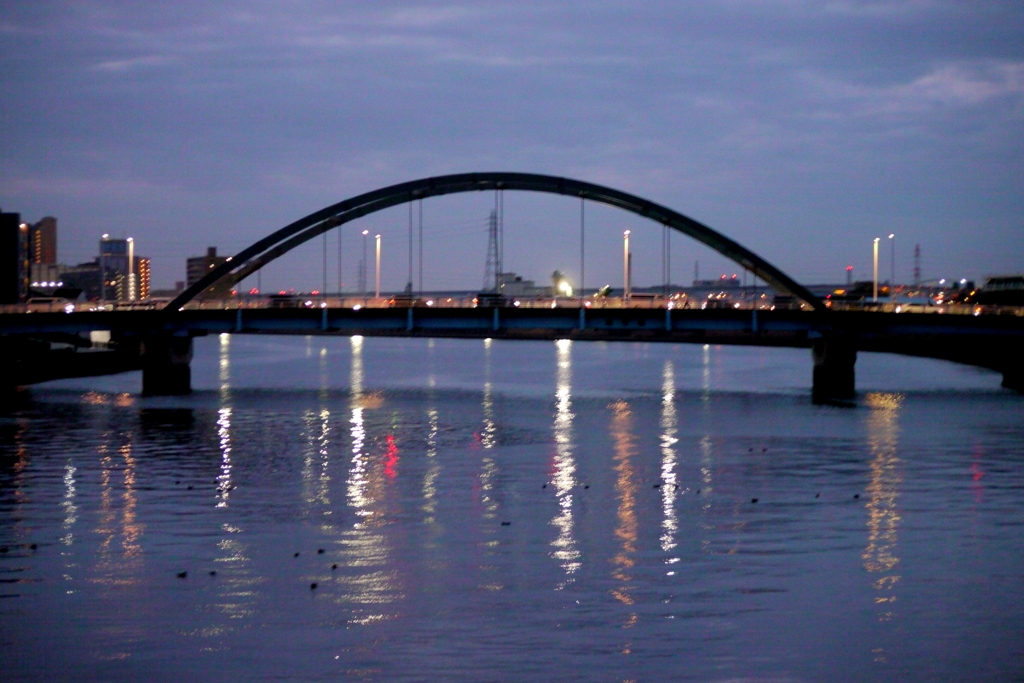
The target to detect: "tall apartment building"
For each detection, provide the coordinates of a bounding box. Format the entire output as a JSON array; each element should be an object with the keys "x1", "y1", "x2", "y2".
[
  {"x1": 136, "y1": 257, "x2": 151, "y2": 300},
  {"x1": 30, "y1": 216, "x2": 57, "y2": 265}
]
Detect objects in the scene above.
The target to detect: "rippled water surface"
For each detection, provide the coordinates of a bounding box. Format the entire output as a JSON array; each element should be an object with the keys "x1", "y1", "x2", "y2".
[{"x1": 2, "y1": 336, "x2": 1023, "y2": 682}]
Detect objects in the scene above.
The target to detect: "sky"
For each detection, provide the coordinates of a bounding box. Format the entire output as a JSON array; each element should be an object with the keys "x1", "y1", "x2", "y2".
[{"x1": 1, "y1": 1, "x2": 1022, "y2": 293}]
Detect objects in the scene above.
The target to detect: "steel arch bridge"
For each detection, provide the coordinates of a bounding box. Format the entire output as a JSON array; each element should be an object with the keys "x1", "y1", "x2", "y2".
[{"x1": 167, "y1": 172, "x2": 827, "y2": 313}]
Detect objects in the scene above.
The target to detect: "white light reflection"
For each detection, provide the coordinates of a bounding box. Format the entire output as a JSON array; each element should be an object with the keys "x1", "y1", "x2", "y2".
[
  {"x1": 216, "y1": 407, "x2": 232, "y2": 508},
  {"x1": 550, "y1": 339, "x2": 581, "y2": 580},
  {"x1": 61, "y1": 460, "x2": 78, "y2": 590},
  {"x1": 479, "y1": 338, "x2": 498, "y2": 518},
  {"x1": 212, "y1": 524, "x2": 258, "y2": 622},
  {"x1": 342, "y1": 334, "x2": 400, "y2": 625},
  {"x1": 216, "y1": 333, "x2": 234, "y2": 508},
  {"x1": 422, "y1": 408, "x2": 440, "y2": 524},
  {"x1": 218, "y1": 333, "x2": 230, "y2": 397},
  {"x1": 348, "y1": 336, "x2": 368, "y2": 512},
  {"x1": 659, "y1": 360, "x2": 679, "y2": 558},
  {"x1": 301, "y1": 406, "x2": 332, "y2": 509},
  {"x1": 701, "y1": 343, "x2": 712, "y2": 402},
  {"x1": 698, "y1": 434, "x2": 714, "y2": 554},
  {"x1": 61, "y1": 461, "x2": 78, "y2": 546},
  {"x1": 863, "y1": 392, "x2": 904, "y2": 630},
  {"x1": 208, "y1": 331, "x2": 258, "y2": 627}
]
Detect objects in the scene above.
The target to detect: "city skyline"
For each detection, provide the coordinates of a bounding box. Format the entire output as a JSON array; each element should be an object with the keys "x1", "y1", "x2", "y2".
[{"x1": 1, "y1": 2, "x2": 1021, "y2": 293}]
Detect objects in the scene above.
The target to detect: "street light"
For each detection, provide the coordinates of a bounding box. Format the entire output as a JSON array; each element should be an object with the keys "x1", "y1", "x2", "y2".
[
  {"x1": 872, "y1": 237, "x2": 880, "y2": 302},
  {"x1": 361, "y1": 230, "x2": 369, "y2": 303},
  {"x1": 623, "y1": 230, "x2": 631, "y2": 304},
  {"x1": 99, "y1": 234, "x2": 109, "y2": 302},
  {"x1": 127, "y1": 237, "x2": 135, "y2": 302},
  {"x1": 888, "y1": 233, "x2": 896, "y2": 300},
  {"x1": 374, "y1": 234, "x2": 381, "y2": 299}
]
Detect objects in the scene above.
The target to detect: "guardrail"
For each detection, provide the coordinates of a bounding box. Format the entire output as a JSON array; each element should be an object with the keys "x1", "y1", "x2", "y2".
[{"x1": 2, "y1": 297, "x2": 1021, "y2": 317}]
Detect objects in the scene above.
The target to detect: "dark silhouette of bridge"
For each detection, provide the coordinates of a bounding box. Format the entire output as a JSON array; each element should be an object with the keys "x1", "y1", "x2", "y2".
[{"x1": 2, "y1": 172, "x2": 1022, "y2": 400}]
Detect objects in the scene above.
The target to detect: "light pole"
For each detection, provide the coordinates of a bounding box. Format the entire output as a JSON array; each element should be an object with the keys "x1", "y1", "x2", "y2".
[
  {"x1": 888, "y1": 233, "x2": 896, "y2": 300},
  {"x1": 872, "y1": 237, "x2": 880, "y2": 302},
  {"x1": 100, "y1": 234, "x2": 109, "y2": 302},
  {"x1": 623, "y1": 230, "x2": 631, "y2": 304},
  {"x1": 374, "y1": 234, "x2": 381, "y2": 300},
  {"x1": 361, "y1": 229, "x2": 368, "y2": 303},
  {"x1": 127, "y1": 237, "x2": 135, "y2": 301}
]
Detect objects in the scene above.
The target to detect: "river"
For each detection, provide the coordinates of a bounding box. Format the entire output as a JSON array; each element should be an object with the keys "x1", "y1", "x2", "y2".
[{"x1": 2, "y1": 335, "x2": 1022, "y2": 682}]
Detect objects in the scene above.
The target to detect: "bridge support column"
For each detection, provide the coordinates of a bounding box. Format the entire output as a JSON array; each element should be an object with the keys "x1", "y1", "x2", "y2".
[
  {"x1": 812, "y1": 335, "x2": 856, "y2": 403},
  {"x1": 141, "y1": 334, "x2": 193, "y2": 396}
]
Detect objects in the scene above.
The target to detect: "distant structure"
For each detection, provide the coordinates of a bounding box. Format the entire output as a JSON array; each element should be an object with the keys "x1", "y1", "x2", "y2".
[
  {"x1": 99, "y1": 236, "x2": 149, "y2": 301},
  {"x1": 60, "y1": 261, "x2": 102, "y2": 300},
  {"x1": 482, "y1": 210, "x2": 502, "y2": 293},
  {"x1": 694, "y1": 274, "x2": 743, "y2": 287},
  {"x1": 29, "y1": 217, "x2": 57, "y2": 265},
  {"x1": 0, "y1": 212, "x2": 29, "y2": 304},
  {"x1": 498, "y1": 272, "x2": 544, "y2": 298},
  {"x1": 913, "y1": 244, "x2": 921, "y2": 286},
  {"x1": 187, "y1": 247, "x2": 233, "y2": 299}
]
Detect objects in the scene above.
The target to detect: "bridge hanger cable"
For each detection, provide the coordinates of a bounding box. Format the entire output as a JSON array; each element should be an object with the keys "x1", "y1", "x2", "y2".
[
  {"x1": 418, "y1": 199, "x2": 423, "y2": 297},
  {"x1": 580, "y1": 196, "x2": 585, "y2": 307},
  {"x1": 408, "y1": 200, "x2": 414, "y2": 294}
]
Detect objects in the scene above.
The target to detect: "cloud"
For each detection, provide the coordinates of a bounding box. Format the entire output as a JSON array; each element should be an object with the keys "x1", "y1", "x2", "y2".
[{"x1": 809, "y1": 59, "x2": 1024, "y2": 116}]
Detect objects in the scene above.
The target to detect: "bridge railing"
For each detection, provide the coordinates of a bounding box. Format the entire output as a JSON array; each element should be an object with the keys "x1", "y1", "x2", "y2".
[{"x1": 2, "y1": 298, "x2": 1020, "y2": 317}]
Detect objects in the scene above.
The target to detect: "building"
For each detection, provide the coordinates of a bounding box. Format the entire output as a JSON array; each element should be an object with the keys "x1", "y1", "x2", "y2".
[
  {"x1": 98, "y1": 235, "x2": 148, "y2": 301},
  {"x1": 136, "y1": 257, "x2": 151, "y2": 300},
  {"x1": 60, "y1": 261, "x2": 103, "y2": 301},
  {"x1": 187, "y1": 247, "x2": 233, "y2": 299},
  {"x1": 30, "y1": 216, "x2": 57, "y2": 265},
  {"x1": 498, "y1": 272, "x2": 545, "y2": 298},
  {"x1": 1, "y1": 212, "x2": 29, "y2": 304}
]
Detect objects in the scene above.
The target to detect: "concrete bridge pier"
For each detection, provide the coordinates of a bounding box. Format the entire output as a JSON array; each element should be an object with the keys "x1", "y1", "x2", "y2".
[
  {"x1": 141, "y1": 334, "x2": 193, "y2": 396},
  {"x1": 812, "y1": 334, "x2": 857, "y2": 403}
]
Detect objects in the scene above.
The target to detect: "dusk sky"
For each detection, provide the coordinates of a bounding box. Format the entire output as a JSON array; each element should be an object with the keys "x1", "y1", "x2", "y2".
[{"x1": 2, "y1": 1, "x2": 1022, "y2": 293}]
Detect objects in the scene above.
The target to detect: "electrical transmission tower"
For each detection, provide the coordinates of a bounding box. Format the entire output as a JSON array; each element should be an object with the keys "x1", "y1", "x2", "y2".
[
  {"x1": 913, "y1": 244, "x2": 921, "y2": 286},
  {"x1": 483, "y1": 209, "x2": 501, "y2": 292}
]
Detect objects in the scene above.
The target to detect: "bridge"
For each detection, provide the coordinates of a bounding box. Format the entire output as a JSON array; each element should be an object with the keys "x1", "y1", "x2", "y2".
[{"x1": 2, "y1": 172, "x2": 1022, "y2": 401}]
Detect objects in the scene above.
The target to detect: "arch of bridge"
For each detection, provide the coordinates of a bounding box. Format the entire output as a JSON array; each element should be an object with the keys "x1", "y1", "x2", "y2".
[{"x1": 166, "y1": 172, "x2": 826, "y2": 312}]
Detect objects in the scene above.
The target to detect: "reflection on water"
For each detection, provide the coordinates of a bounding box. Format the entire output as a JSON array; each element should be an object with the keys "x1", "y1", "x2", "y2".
[
  {"x1": 550, "y1": 339, "x2": 581, "y2": 580},
  {"x1": 3, "y1": 337, "x2": 1023, "y2": 682},
  {"x1": 659, "y1": 360, "x2": 680, "y2": 568},
  {"x1": 609, "y1": 400, "x2": 638, "y2": 619},
  {"x1": 863, "y1": 392, "x2": 904, "y2": 629},
  {"x1": 216, "y1": 407, "x2": 233, "y2": 508},
  {"x1": 340, "y1": 334, "x2": 400, "y2": 625},
  {"x1": 94, "y1": 435, "x2": 143, "y2": 582},
  {"x1": 478, "y1": 339, "x2": 498, "y2": 520}
]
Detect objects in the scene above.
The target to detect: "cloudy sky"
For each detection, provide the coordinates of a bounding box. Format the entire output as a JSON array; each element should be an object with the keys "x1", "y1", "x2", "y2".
[{"x1": 2, "y1": 1, "x2": 1022, "y2": 292}]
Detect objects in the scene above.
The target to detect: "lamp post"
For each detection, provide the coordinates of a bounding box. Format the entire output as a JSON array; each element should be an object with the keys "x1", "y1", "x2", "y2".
[
  {"x1": 374, "y1": 234, "x2": 381, "y2": 300},
  {"x1": 872, "y1": 237, "x2": 880, "y2": 302},
  {"x1": 361, "y1": 229, "x2": 368, "y2": 303},
  {"x1": 127, "y1": 237, "x2": 135, "y2": 301},
  {"x1": 100, "y1": 234, "x2": 109, "y2": 302},
  {"x1": 623, "y1": 230, "x2": 631, "y2": 304},
  {"x1": 888, "y1": 233, "x2": 896, "y2": 300}
]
